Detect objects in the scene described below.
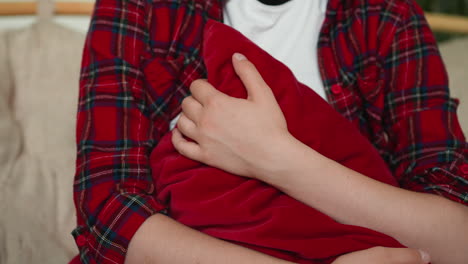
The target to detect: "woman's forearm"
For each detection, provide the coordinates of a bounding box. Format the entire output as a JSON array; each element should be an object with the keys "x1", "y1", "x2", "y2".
[
  {"x1": 260, "y1": 135, "x2": 468, "y2": 264},
  {"x1": 172, "y1": 54, "x2": 466, "y2": 263},
  {"x1": 125, "y1": 214, "x2": 294, "y2": 264}
]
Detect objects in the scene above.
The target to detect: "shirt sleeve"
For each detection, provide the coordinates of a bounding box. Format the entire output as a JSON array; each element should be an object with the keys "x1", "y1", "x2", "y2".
[
  {"x1": 382, "y1": 1, "x2": 468, "y2": 205},
  {"x1": 72, "y1": 0, "x2": 167, "y2": 262}
]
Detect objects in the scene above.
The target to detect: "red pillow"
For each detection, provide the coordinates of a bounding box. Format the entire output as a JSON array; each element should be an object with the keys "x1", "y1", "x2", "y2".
[{"x1": 150, "y1": 20, "x2": 403, "y2": 263}]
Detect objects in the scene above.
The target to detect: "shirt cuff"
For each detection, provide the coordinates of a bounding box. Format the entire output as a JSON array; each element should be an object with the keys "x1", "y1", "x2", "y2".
[
  {"x1": 402, "y1": 160, "x2": 468, "y2": 206},
  {"x1": 72, "y1": 192, "x2": 167, "y2": 264}
]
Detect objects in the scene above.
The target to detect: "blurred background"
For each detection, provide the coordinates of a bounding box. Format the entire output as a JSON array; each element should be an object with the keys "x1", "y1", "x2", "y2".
[
  {"x1": 0, "y1": 0, "x2": 92, "y2": 31},
  {"x1": 0, "y1": 1, "x2": 467, "y2": 264},
  {"x1": 419, "y1": 0, "x2": 468, "y2": 41}
]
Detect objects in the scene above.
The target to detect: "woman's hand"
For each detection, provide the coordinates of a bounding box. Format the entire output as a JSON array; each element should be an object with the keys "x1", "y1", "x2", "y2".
[
  {"x1": 332, "y1": 247, "x2": 431, "y2": 264},
  {"x1": 173, "y1": 53, "x2": 291, "y2": 178}
]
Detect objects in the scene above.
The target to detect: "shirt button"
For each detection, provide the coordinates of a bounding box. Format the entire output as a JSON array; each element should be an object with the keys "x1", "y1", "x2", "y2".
[
  {"x1": 331, "y1": 84, "x2": 342, "y2": 95},
  {"x1": 360, "y1": 79, "x2": 371, "y2": 89},
  {"x1": 461, "y1": 164, "x2": 468, "y2": 174},
  {"x1": 76, "y1": 235, "x2": 87, "y2": 247}
]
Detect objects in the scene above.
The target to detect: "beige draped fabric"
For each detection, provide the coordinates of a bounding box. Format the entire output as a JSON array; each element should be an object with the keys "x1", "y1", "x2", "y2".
[{"x1": 0, "y1": 8, "x2": 84, "y2": 262}]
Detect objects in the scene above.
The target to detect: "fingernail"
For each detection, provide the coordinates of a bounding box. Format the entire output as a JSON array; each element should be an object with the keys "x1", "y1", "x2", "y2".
[
  {"x1": 234, "y1": 52, "x2": 246, "y2": 61},
  {"x1": 418, "y1": 249, "x2": 431, "y2": 263}
]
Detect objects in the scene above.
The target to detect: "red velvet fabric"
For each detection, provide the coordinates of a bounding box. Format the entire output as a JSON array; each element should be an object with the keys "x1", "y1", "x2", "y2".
[{"x1": 150, "y1": 20, "x2": 404, "y2": 263}]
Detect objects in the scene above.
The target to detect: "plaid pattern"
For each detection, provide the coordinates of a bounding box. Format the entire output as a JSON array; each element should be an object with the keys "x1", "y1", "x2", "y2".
[
  {"x1": 317, "y1": 0, "x2": 467, "y2": 203},
  {"x1": 72, "y1": 0, "x2": 468, "y2": 263}
]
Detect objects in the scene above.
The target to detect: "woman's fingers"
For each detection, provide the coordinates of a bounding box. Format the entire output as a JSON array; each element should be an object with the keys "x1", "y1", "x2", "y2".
[
  {"x1": 189, "y1": 79, "x2": 225, "y2": 106},
  {"x1": 172, "y1": 128, "x2": 203, "y2": 162},
  {"x1": 181, "y1": 96, "x2": 203, "y2": 123},
  {"x1": 332, "y1": 247, "x2": 431, "y2": 264},
  {"x1": 176, "y1": 113, "x2": 199, "y2": 141}
]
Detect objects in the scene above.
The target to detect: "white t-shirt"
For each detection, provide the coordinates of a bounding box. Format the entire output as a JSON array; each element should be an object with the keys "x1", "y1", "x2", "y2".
[{"x1": 170, "y1": 0, "x2": 328, "y2": 130}]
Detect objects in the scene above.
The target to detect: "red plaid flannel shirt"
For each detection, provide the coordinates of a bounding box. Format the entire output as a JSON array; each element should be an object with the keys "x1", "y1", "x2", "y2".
[{"x1": 72, "y1": 0, "x2": 468, "y2": 263}]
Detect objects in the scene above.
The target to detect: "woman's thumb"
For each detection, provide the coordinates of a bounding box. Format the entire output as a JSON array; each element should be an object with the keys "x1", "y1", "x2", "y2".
[
  {"x1": 417, "y1": 250, "x2": 431, "y2": 264},
  {"x1": 391, "y1": 248, "x2": 431, "y2": 264}
]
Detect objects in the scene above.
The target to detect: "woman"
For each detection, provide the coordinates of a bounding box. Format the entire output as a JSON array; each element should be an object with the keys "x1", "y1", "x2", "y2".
[{"x1": 72, "y1": 0, "x2": 468, "y2": 263}]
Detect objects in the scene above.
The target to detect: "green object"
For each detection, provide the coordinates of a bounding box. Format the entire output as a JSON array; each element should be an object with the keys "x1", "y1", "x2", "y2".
[
  {"x1": 418, "y1": 0, "x2": 467, "y2": 15},
  {"x1": 417, "y1": 0, "x2": 468, "y2": 42}
]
